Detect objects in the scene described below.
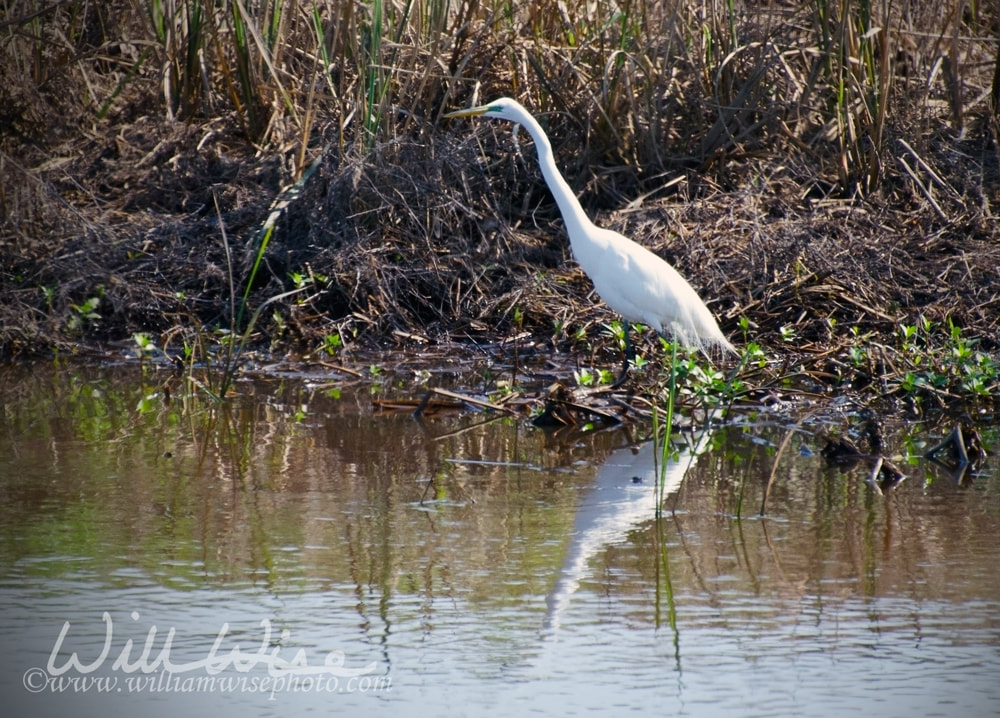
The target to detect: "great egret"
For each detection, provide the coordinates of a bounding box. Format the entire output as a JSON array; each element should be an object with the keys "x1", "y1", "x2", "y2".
[{"x1": 445, "y1": 97, "x2": 734, "y2": 384}]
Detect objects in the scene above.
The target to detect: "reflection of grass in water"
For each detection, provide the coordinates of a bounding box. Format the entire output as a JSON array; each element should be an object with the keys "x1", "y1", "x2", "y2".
[
  {"x1": 0, "y1": 367, "x2": 297, "y2": 585},
  {"x1": 649, "y1": 337, "x2": 754, "y2": 657},
  {"x1": 652, "y1": 340, "x2": 678, "y2": 513},
  {"x1": 654, "y1": 514, "x2": 680, "y2": 670},
  {"x1": 650, "y1": 340, "x2": 680, "y2": 665}
]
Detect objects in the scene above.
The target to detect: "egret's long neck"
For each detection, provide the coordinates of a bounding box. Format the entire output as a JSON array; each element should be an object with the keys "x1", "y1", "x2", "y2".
[{"x1": 516, "y1": 115, "x2": 595, "y2": 239}]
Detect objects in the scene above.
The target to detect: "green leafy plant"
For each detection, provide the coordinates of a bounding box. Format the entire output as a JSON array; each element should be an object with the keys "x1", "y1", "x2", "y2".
[
  {"x1": 886, "y1": 315, "x2": 998, "y2": 402},
  {"x1": 322, "y1": 333, "x2": 343, "y2": 356},
  {"x1": 133, "y1": 332, "x2": 155, "y2": 356},
  {"x1": 604, "y1": 321, "x2": 627, "y2": 351},
  {"x1": 68, "y1": 294, "x2": 102, "y2": 332}
]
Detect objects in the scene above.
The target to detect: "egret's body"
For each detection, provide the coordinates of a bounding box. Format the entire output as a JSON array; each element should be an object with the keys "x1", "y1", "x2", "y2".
[{"x1": 445, "y1": 98, "x2": 733, "y2": 381}]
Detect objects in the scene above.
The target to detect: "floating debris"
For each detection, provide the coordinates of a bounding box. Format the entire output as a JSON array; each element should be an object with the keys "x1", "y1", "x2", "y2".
[
  {"x1": 925, "y1": 424, "x2": 988, "y2": 484},
  {"x1": 821, "y1": 435, "x2": 906, "y2": 493},
  {"x1": 531, "y1": 383, "x2": 625, "y2": 428}
]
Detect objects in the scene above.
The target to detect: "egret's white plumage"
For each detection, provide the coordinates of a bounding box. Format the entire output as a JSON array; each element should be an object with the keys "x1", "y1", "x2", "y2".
[{"x1": 445, "y1": 97, "x2": 734, "y2": 379}]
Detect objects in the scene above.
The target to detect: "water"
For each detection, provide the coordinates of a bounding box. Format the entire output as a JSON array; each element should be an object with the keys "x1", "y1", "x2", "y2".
[{"x1": 1, "y1": 362, "x2": 998, "y2": 717}]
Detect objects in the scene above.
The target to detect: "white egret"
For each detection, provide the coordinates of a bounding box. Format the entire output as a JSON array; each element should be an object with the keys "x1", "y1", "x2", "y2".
[{"x1": 445, "y1": 97, "x2": 734, "y2": 385}]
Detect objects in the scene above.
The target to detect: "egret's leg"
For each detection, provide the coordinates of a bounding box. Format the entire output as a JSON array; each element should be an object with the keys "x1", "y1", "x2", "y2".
[{"x1": 611, "y1": 322, "x2": 634, "y2": 388}]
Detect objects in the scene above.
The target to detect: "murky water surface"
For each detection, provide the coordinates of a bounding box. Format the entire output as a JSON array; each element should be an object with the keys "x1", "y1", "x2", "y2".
[{"x1": 1, "y1": 363, "x2": 998, "y2": 717}]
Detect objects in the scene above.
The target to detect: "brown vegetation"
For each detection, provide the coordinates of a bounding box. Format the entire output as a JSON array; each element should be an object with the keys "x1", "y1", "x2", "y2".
[{"x1": 2, "y1": 1, "x2": 999, "y2": 403}]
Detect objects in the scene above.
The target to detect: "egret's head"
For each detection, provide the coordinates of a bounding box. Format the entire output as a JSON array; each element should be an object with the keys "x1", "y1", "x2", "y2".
[{"x1": 444, "y1": 97, "x2": 526, "y2": 123}]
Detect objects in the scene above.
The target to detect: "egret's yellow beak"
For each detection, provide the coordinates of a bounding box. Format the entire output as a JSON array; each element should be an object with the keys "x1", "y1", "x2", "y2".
[{"x1": 443, "y1": 104, "x2": 491, "y2": 119}]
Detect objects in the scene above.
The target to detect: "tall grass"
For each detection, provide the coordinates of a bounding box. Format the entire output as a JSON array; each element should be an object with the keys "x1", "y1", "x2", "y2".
[{"x1": 5, "y1": 0, "x2": 993, "y2": 194}]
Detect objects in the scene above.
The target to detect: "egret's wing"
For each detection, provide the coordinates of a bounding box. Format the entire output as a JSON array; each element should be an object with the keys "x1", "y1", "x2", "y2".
[{"x1": 579, "y1": 229, "x2": 731, "y2": 352}]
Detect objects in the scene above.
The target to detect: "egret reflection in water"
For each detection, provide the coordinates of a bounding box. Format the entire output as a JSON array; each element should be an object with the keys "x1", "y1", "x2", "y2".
[{"x1": 543, "y1": 432, "x2": 710, "y2": 635}]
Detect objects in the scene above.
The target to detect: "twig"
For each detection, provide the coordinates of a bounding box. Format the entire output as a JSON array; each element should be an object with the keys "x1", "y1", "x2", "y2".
[
  {"x1": 897, "y1": 139, "x2": 961, "y2": 198},
  {"x1": 897, "y1": 155, "x2": 947, "y2": 220},
  {"x1": 430, "y1": 387, "x2": 517, "y2": 414},
  {"x1": 760, "y1": 411, "x2": 816, "y2": 516},
  {"x1": 865, "y1": 456, "x2": 885, "y2": 496},
  {"x1": 314, "y1": 360, "x2": 364, "y2": 378}
]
